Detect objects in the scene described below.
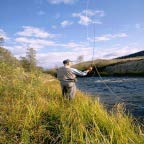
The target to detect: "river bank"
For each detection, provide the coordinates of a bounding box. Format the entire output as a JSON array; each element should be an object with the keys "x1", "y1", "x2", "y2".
[{"x1": 0, "y1": 62, "x2": 144, "y2": 143}]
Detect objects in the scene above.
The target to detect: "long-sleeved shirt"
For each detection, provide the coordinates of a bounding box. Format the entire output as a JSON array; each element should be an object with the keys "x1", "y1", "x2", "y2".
[
  {"x1": 70, "y1": 68, "x2": 88, "y2": 76},
  {"x1": 57, "y1": 66, "x2": 88, "y2": 83}
]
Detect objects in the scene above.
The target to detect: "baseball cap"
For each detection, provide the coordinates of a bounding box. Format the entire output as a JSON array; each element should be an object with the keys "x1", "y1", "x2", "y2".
[{"x1": 63, "y1": 59, "x2": 73, "y2": 64}]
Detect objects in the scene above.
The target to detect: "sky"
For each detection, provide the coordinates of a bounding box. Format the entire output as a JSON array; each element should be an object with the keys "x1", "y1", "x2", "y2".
[{"x1": 0, "y1": 0, "x2": 144, "y2": 68}]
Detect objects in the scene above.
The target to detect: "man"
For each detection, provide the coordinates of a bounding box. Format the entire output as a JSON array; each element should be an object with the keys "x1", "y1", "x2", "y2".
[{"x1": 57, "y1": 59, "x2": 93, "y2": 100}]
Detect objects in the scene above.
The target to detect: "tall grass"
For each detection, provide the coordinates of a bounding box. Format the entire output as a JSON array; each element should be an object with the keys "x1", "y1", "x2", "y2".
[{"x1": 0, "y1": 62, "x2": 144, "y2": 144}]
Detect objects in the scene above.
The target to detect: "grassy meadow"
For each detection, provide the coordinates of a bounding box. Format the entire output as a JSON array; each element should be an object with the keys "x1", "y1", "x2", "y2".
[{"x1": 0, "y1": 62, "x2": 144, "y2": 144}]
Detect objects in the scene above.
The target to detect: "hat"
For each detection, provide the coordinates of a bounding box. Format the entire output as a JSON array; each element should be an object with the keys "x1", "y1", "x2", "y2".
[{"x1": 63, "y1": 59, "x2": 73, "y2": 64}]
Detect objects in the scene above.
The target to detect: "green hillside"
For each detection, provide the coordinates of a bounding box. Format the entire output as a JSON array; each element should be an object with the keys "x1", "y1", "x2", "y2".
[{"x1": 73, "y1": 57, "x2": 144, "y2": 76}]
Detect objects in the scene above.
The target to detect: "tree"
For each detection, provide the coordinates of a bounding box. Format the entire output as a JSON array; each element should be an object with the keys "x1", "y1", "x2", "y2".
[
  {"x1": 0, "y1": 46, "x2": 20, "y2": 67},
  {"x1": 0, "y1": 37, "x2": 4, "y2": 47},
  {"x1": 77, "y1": 55, "x2": 84, "y2": 63},
  {"x1": 20, "y1": 56, "x2": 30, "y2": 71},
  {"x1": 20, "y1": 48, "x2": 37, "y2": 72}
]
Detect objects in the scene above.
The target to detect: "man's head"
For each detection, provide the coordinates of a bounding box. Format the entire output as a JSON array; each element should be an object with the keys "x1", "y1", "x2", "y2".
[{"x1": 63, "y1": 59, "x2": 73, "y2": 66}]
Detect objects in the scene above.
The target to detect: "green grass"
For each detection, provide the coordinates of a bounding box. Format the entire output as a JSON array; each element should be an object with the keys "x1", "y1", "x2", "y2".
[{"x1": 0, "y1": 62, "x2": 144, "y2": 144}]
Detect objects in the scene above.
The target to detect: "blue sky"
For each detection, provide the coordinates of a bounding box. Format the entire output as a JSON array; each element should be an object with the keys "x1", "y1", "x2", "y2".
[{"x1": 0, "y1": 0, "x2": 144, "y2": 68}]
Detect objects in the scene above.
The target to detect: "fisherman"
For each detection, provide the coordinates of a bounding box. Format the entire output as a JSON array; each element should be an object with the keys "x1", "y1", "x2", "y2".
[{"x1": 57, "y1": 59, "x2": 93, "y2": 100}]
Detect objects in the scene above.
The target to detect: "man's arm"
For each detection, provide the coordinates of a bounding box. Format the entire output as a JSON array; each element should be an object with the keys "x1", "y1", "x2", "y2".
[{"x1": 70, "y1": 68, "x2": 89, "y2": 76}]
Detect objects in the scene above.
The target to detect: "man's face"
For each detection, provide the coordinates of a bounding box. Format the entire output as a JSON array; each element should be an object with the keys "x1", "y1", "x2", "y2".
[{"x1": 68, "y1": 61, "x2": 73, "y2": 66}]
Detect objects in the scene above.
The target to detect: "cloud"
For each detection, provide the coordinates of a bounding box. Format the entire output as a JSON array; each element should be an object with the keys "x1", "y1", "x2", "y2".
[
  {"x1": 15, "y1": 37, "x2": 57, "y2": 49},
  {"x1": 61, "y1": 20, "x2": 73, "y2": 27},
  {"x1": 6, "y1": 32, "x2": 143, "y2": 68},
  {"x1": 17, "y1": 26, "x2": 56, "y2": 39},
  {"x1": 72, "y1": 9, "x2": 104, "y2": 26},
  {"x1": 6, "y1": 45, "x2": 27, "y2": 56},
  {"x1": 37, "y1": 49, "x2": 92, "y2": 68},
  {"x1": 36, "y1": 41, "x2": 94, "y2": 68},
  {"x1": 47, "y1": 0, "x2": 77, "y2": 4},
  {"x1": 92, "y1": 33, "x2": 128, "y2": 42},
  {"x1": 36, "y1": 43, "x2": 144, "y2": 68},
  {"x1": 0, "y1": 29, "x2": 10, "y2": 40},
  {"x1": 15, "y1": 37, "x2": 89, "y2": 50},
  {"x1": 103, "y1": 46, "x2": 144, "y2": 59},
  {"x1": 10, "y1": 38, "x2": 93, "y2": 68}
]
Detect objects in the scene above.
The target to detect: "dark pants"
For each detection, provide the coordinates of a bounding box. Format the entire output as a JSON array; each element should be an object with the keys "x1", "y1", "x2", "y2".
[{"x1": 61, "y1": 82, "x2": 76, "y2": 100}]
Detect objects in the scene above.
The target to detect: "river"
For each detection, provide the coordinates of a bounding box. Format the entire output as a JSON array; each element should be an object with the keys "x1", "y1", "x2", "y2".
[{"x1": 77, "y1": 77, "x2": 144, "y2": 119}]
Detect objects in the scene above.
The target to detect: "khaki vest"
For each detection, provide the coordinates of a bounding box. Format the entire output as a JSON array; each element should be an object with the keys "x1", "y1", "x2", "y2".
[{"x1": 57, "y1": 67, "x2": 76, "y2": 82}]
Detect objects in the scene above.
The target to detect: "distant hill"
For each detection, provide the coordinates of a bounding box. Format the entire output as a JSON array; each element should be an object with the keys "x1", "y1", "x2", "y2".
[
  {"x1": 117, "y1": 50, "x2": 144, "y2": 59},
  {"x1": 46, "y1": 50, "x2": 144, "y2": 76},
  {"x1": 73, "y1": 50, "x2": 144, "y2": 76}
]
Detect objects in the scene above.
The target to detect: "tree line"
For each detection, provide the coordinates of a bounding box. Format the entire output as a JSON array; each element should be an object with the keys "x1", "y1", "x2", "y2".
[
  {"x1": 0, "y1": 37, "x2": 42, "y2": 72},
  {"x1": 0, "y1": 36, "x2": 84, "y2": 73}
]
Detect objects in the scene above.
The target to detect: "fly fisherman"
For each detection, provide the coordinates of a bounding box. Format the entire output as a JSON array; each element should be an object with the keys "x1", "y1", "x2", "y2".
[{"x1": 57, "y1": 59, "x2": 93, "y2": 100}]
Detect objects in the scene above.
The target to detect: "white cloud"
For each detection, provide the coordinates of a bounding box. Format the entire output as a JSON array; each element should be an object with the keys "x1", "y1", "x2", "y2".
[
  {"x1": 6, "y1": 33, "x2": 143, "y2": 68},
  {"x1": 78, "y1": 15, "x2": 92, "y2": 26},
  {"x1": 61, "y1": 20, "x2": 73, "y2": 27},
  {"x1": 15, "y1": 37, "x2": 56, "y2": 49},
  {"x1": 93, "y1": 33, "x2": 128, "y2": 42},
  {"x1": 6, "y1": 45, "x2": 27, "y2": 56},
  {"x1": 36, "y1": 43, "x2": 144, "y2": 68},
  {"x1": 0, "y1": 29, "x2": 10, "y2": 40},
  {"x1": 103, "y1": 46, "x2": 144, "y2": 59},
  {"x1": 37, "y1": 49, "x2": 92, "y2": 68},
  {"x1": 17, "y1": 26, "x2": 56, "y2": 39},
  {"x1": 84, "y1": 10, "x2": 105, "y2": 17},
  {"x1": 72, "y1": 9, "x2": 104, "y2": 26},
  {"x1": 48, "y1": 0, "x2": 77, "y2": 4}
]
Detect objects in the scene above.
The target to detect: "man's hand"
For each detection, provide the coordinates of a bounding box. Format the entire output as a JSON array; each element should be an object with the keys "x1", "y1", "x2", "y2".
[{"x1": 87, "y1": 66, "x2": 93, "y2": 72}]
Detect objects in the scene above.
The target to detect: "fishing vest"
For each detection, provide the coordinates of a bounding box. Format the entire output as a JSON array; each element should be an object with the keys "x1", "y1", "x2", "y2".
[{"x1": 57, "y1": 66, "x2": 76, "y2": 83}]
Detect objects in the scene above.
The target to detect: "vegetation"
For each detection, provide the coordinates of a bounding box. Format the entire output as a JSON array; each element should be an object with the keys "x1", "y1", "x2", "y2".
[
  {"x1": 44, "y1": 68, "x2": 57, "y2": 77},
  {"x1": 77, "y1": 55, "x2": 84, "y2": 63},
  {"x1": 20, "y1": 48, "x2": 37, "y2": 72},
  {"x1": 0, "y1": 62, "x2": 144, "y2": 143},
  {"x1": 0, "y1": 46, "x2": 20, "y2": 67}
]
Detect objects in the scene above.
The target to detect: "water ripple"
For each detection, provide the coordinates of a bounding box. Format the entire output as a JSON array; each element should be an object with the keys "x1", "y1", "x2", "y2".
[{"x1": 77, "y1": 77, "x2": 144, "y2": 118}]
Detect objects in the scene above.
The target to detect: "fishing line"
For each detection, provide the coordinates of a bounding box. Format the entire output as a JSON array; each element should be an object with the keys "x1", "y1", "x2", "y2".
[
  {"x1": 85, "y1": 0, "x2": 144, "y2": 110},
  {"x1": 85, "y1": 0, "x2": 121, "y2": 99},
  {"x1": 92, "y1": 22, "x2": 144, "y2": 109}
]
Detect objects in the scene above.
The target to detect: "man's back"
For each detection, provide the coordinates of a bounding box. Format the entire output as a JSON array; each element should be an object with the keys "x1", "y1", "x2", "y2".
[{"x1": 57, "y1": 66, "x2": 76, "y2": 81}]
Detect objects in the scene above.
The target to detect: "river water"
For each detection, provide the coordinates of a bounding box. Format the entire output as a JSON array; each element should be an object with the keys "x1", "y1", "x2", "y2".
[{"x1": 77, "y1": 77, "x2": 144, "y2": 118}]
